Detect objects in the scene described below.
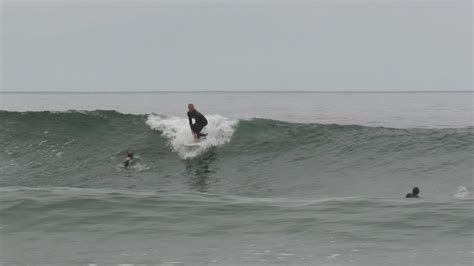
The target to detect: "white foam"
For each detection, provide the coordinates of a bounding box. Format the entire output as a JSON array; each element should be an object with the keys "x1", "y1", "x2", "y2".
[
  {"x1": 146, "y1": 114, "x2": 237, "y2": 159},
  {"x1": 130, "y1": 162, "x2": 150, "y2": 172},
  {"x1": 454, "y1": 186, "x2": 472, "y2": 200},
  {"x1": 38, "y1": 140, "x2": 48, "y2": 146}
]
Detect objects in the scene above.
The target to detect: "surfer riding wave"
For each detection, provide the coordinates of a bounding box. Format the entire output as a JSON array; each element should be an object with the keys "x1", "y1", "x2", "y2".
[{"x1": 187, "y1": 104, "x2": 208, "y2": 140}]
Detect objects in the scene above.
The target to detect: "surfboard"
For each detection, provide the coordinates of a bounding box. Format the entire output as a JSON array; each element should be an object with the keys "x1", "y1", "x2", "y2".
[
  {"x1": 184, "y1": 142, "x2": 202, "y2": 147},
  {"x1": 184, "y1": 138, "x2": 206, "y2": 147}
]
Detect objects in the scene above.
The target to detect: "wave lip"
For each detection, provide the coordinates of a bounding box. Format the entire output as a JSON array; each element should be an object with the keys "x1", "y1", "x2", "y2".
[{"x1": 146, "y1": 114, "x2": 237, "y2": 159}]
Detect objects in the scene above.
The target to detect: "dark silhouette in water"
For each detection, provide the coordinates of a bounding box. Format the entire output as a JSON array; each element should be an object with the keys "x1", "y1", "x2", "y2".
[
  {"x1": 124, "y1": 150, "x2": 134, "y2": 167},
  {"x1": 406, "y1": 187, "x2": 420, "y2": 198}
]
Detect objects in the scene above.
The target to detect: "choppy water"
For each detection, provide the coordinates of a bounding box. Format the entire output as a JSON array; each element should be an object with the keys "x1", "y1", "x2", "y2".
[{"x1": 0, "y1": 92, "x2": 473, "y2": 265}]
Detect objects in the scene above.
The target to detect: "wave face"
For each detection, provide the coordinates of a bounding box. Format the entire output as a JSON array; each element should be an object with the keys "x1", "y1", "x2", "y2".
[{"x1": 0, "y1": 110, "x2": 472, "y2": 198}]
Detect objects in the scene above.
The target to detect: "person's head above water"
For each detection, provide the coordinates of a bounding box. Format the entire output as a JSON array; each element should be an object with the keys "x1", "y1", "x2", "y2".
[
  {"x1": 188, "y1": 103, "x2": 195, "y2": 112},
  {"x1": 412, "y1": 187, "x2": 420, "y2": 195},
  {"x1": 406, "y1": 186, "x2": 420, "y2": 198}
]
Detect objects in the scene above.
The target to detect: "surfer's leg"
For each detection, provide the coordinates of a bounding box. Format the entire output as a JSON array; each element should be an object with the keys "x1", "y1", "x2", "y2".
[
  {"x1": 199, "y1": 121, "x2": 208, "y2": 137},
  {"x1": 197, "y1": 128, "x2": 207, "y2": 137},
  {"x1": 191, "y1": 124, "x2": 199, "y2": 137},
  {"x1": 194, "y1": 124, "x2": 205, "y2": 136},
  {"x1": 190, "y1": 124, "x2": 201, "y2": 139}
]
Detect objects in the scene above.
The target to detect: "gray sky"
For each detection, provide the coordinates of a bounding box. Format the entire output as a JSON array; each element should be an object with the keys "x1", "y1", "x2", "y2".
[{"x1": 1, "y1": 0, "x2": 472, "y2": 92}]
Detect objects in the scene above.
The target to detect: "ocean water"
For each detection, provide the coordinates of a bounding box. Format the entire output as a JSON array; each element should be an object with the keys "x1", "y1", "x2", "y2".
[{"x1": 0, "y1": 92, "x2": 473, "y2": 265}]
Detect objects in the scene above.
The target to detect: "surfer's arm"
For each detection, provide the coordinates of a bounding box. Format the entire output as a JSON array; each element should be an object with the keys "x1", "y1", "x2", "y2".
[
  {"x1": 188, "y1": 113, "x2": 193, "y2": 127},
  {"x1": 188, "y1": 113, "x2": 195, "y2": 134}
]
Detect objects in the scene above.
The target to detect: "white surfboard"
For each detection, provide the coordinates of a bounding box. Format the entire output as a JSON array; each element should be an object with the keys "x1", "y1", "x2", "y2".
[
  {"x1": 183, "y1": 139, "x2": 206, "y2": 147},
  {"x1": 183, "y1": 142, "x2": 202, "y2": 147}
]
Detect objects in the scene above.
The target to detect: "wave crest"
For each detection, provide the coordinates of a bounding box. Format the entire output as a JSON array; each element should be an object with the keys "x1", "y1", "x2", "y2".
[{"x1": 146, "y1": 114, "x2": 237, "y2": 159}]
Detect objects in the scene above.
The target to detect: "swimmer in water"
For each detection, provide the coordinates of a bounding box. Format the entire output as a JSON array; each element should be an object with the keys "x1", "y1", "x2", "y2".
[
  {"x1": 406, "y1": 187, "x2": 420, "y2": 198},
  {"x1": 124, "y1": 150, "x2": 134, "y2": 167}
]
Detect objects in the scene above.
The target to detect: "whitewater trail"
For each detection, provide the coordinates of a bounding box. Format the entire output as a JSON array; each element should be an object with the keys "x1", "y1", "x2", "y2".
[
  {"x1": 146, "y1": 114, "x2": 238, "y2": 159},
  {"x1": 454, "y1": 186, "x2": 472, "y2": 200}
]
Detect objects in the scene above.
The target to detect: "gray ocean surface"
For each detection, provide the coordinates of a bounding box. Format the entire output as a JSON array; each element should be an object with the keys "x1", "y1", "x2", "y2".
[{"x1": 0, "y1": 92, "x2": 473, "y2": 265}]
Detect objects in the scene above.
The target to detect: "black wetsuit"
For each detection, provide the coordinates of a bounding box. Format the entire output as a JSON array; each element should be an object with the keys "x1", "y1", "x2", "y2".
[
  {"x1": 405, "y1": 193, "x2": 419, "y2": 198},
  {"x1": 124, "y1": 152, "x2": 134, "y2": 167},
  {"x1": 187, "y1": 110, "x2": 208, "y2": 137}
]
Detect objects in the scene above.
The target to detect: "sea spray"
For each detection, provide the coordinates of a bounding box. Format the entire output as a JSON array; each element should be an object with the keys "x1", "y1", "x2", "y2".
[
  {"x1": 454, "y1": 186, "x2": 472, "y2": 200},
  {"x1": 146, "y1": 114, "x2": 237, "y2": 159}
]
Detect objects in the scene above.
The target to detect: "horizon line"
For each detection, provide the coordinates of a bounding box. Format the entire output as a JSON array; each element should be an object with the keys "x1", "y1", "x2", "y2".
[{"x1": 1, "y1": 90, "x2": 473, "y2": 94}]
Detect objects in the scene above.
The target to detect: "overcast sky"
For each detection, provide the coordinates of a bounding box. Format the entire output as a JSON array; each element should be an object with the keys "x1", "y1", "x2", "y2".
[{"x1": 1, "y1": 0, "x2": 472, "y2": 92}]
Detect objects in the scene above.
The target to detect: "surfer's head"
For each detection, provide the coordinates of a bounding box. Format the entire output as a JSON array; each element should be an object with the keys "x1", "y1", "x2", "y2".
[
  {"x1": 412, "y1": 187, "x2": 420, "y2": 196},
  {"x1": 188, "y1": 103, "x2": 195, "y2": 111}
]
